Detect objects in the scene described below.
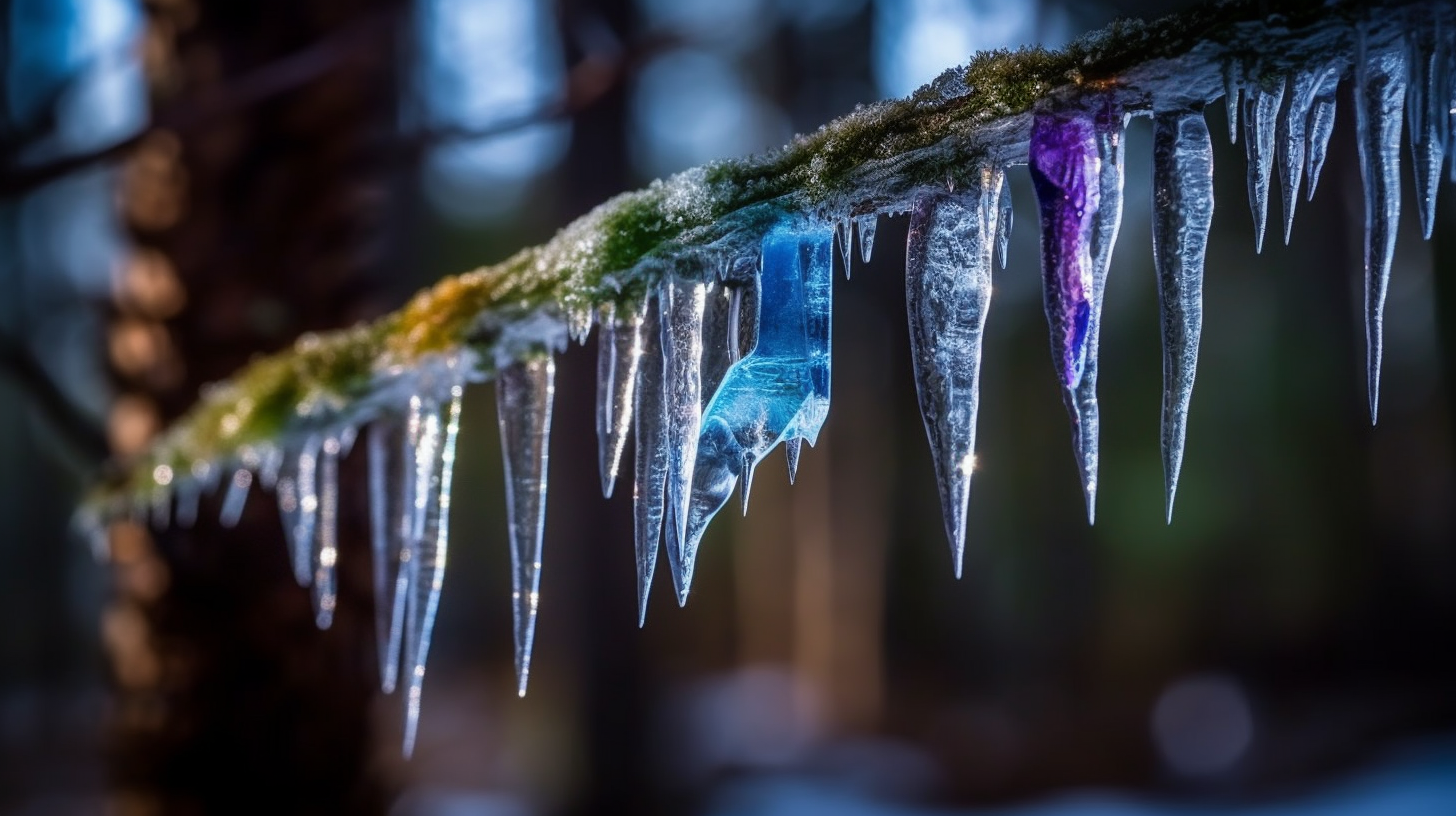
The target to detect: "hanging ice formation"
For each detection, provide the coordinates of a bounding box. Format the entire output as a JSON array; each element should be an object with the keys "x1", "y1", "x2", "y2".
[{"x1": 99, "y1": 0, "x2": 1456, "y2": 759}]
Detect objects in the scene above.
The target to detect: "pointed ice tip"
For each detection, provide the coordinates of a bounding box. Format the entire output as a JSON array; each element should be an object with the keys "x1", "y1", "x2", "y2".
[
  {"x1": 1083, "y1": 483, "x2": 1097, "y2": 526},
  {"x1": 785, "y1": 437, "x2": 802, "y2": 485},
  {"x1": 676, "y1": 586, "x2": 690, "y2": 608},
  {"x1": 600, "y1": 471, "x2": 615, "y2": 499}
]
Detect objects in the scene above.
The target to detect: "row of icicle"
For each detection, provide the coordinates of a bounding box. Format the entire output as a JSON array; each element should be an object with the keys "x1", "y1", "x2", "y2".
[{"x1": 104, "y1": 13, "x2": 1452, "y2": 756}]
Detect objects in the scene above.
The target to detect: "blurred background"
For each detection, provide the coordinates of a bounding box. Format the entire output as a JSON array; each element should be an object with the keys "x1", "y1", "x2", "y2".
[{"x1": 1, "y1": 0, "x2": 1454, "y2": 813}]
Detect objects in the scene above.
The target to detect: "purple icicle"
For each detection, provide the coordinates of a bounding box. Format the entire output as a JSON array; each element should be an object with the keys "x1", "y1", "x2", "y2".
[{"x1": 1029, "y1": 111, "x2": 1101, "y2": 392}]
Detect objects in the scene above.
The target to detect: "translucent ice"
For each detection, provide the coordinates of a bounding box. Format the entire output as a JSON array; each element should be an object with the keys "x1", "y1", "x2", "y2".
[
  {"x1": 1305, "y1": 64, "x2": 1342, "y2": 201},
  {"x1": 218, "y1": 468, "x2": 252, "y2": 528},
  {"x1": 1243, "y1": 80, "x2": 1284, "y2": 253},
  {"x1": 1406, "y1": 21, "x2": 1448, "y2": 238},
  {"x1": 1029, "y1": 110, "x2": 1104, "y2": 521},
  {"x1": 279, "y1": 436, "x2": 321, "y2": 587},
  {"x1": 633, "y1": 303, "x2": 667, "y2": 626},
  {"x1": 996, "y1": 176, "x2": 1013, "y2": 269},
  {"x1": 1152, "y1": 109, "x2": 1214, "y2": 523},
  {"x1": 856, "y1": 214, "x2": 877, "y2": 264},
  {"x1": 784, "y1": 437, "x2": 802, "y2": 485},
  {"x1": 1354, "y1": 32, "x2": 1407, "y2": 424},
  {"x1": 498, "y1": 357, "x2": 555, "y2": 696},
  {"x1": 676, "y1": 223, "x2": 834, "y2": 600},
  {"x1": 659, "y1": 275, "x2": 706, "y2": 605},
  {"x1": 904, "y1": 168, "x2": 1000, "y2": 575},
  {"x1": 1277, "y1": 70, "x2": 1320, "y2": 243},
  {"x1": 1223, "y1": 62, "x2": 1241, "y2": 144},
  {"x1": 312, "y1": 435, "x2": 341, "y2": 630},
  {"x1": 595, "y1": 301, "x2": 644, "y2": 498},
  {"x1": 367, "y1": 420, "x2": 408, "y2": 693},
  {"x1": 401, "y1": 387, "x2": 461, "y2": 757},
  {"x1": 836, "y1": 217, "x2": 854, "y2": 278}
]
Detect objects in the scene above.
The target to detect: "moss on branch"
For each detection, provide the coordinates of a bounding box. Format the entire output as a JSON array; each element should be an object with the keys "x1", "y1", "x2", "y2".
[{"x1": 91, "y1": 0, "x2": 1415, "y2": 510}]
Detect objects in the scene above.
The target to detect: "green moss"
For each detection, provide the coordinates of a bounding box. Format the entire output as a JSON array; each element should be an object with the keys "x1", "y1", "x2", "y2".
[{"x1": 91, "y1": 0, "x2": 1406, "y2": 508}]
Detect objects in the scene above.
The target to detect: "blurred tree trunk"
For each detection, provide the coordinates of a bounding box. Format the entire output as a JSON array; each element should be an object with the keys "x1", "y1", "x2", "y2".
[{"x1": 107, "y1": 1, "x2": 409, "y2": 812}]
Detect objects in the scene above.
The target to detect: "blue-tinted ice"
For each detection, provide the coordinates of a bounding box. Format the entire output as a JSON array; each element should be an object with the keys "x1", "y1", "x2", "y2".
[{"x1": 672, "y1": 223, "x2": 833, "y2": 601}]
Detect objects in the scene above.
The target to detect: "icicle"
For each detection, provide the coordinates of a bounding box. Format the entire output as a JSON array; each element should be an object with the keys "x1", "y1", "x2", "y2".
[
  {"x1": 150, "y1": 486, "x2": 171, "y2": 530},
  {"x1": 1152, "y1": 109, "x2": 1215, "y2": 523},
  {"x1": 676, "y1": 223, "x2": 834, "y2": 599},
  {"x1": 856, "y1": 214, "x2": 877, "y2": 264},
  {"x1": 257, "y1": 445, "x2": 283, "y2": 490},
  {"x1": 566, "y1": 304, "x2": 594, "y2": 345},
  {"x1": 996, "y1": 174, "x2": 1013, "y2": 269},
  {"x1": 1407, "y1": 20, "x2": 1448, "y2": 238},
  {"x1": 784, "y1": 437, "x2": 802, "y2": 485},
  {"x1": 280, "y1": 436, "x2": 321, "y2": 587},
  {"x1": 1223, "y1": 61, "x2": 1241, "y2": 144},
  {"x1": 595, "y1": 301, "x2": 645, "y2": 499},
  {"x1": 498, "y1": 357, "x2": 555, "y2": 697},
  {"x1": 836, "y1": 217, "x2": 853, "y2": 279},
  {"x1": 633, "y1": 303, "x2": 667, "y2": 627},
  {"x1": 1242, "y1": 80, "x2": 1284, "y2": 253},
  {"x1": 1029, "y1": 110, "x2": 1103, "y2": 522},
  {"x1": 1277, "y1": 70, "x2": 1320, "y2": 244},
  {"x1": 312, "y1": 435, "x2": 341, "y2": 630},
  {"x1": 174, "y1": 480, "x2": 200, "y2": 528},
  {"x1": 904, "y1": 168, "x2": 999, "y2": 576},
  {"x1": 368, "y1": 421, "x2": 407, "y2": 693},
  {"x1": 1354, "y1": 32, "x2": 1407, "y2": 424},
  {"x1": 1305, "y1": 64, "x2": 1342, "y2": 202},
  {"x1": 401, "y1": 387, "x2": 461, "y2": 757},
  {"x1": 218, "y1": 468, "x2": 252, "y2": 528},
  {"x1": 701, "y1": 283, "x2": 736, "y2": 406},
  {"x1": 659, "y1": 274, "x2": 706, "y2": 606}
]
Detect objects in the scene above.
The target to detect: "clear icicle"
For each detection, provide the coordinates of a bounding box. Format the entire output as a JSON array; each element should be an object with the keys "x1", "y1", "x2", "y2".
[
  {"x1": 633, "y1": 303, "x2": 668, "y2": 626},
  {"x1": 836, "y1": 217, "x2": 853, "y2": 278},
  {"x1": 218, "y1": 468, "x2": 253, "y2": 528},
  {"x1": 677, "y1": 223, "x2": 834, "y2": 595},
  {"x1": 784, "y1": 437, "x2": 802, "y2": 485},
  {"x1": 498, "y1": 357, "x2": 555, "y2": 697},
  {"x1": 996, "y1": 175, "x2": 1013, "y2": 269},
  {"x1": 856, "y1": 214, "x2": 877, "y2": 264},
  {"x1": 401, "y1": 387, "x2": 461, "y2": 758},
  {"x1": 1354, "y1": 32, "x2": 1407, "y2": 424},
  {"x1": 701, "y1": 283, "x2": 736, "y2": 406},
  {"x1": 312, "y1": 436, "x2": 341, "y2": 630},
  {"x1": 904, "y1": 168, "x2": 999, "y2": 576},
  {"x1": 659, "y1": 274, "x2": 706, "y2": 606},
  {"x1": 1152, "y1": 109, "x2": 1215, "y2": 523},
  {"x1": 1223, "y1": 61, "x2": 1241, "y2": 144},
  {"x1": 175, "y1": 480, "x2": 200, "y2": 528},
  {"x1": 1277, "y1": 70, "x2": 1320, "y2": 244},
  {"x1": 1243, "y1": 80, "x2": 1284, "y2": 253},
  {"x1": 595, "y1": 302, "x2": 645, "y2": 499},
  {"x1": 368, "y1": 421, "x2": 408, "y2": 693},
  {"x1": 1029, "y1": 110, "x2": 1103, "y2": 522},
  {"x1": 1407, "y1": 21, "x2": 1448, "y2": 238},
  {"x1": 281, "y1": 436, "x2": 321, "y2": 587},
  {"x1": 1305, "y1": 64, "x2": 1342, "y2": 202}
]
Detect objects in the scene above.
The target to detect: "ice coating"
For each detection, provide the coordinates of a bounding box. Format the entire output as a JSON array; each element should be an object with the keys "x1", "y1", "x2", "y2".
[
  {"x1": 1354, "y1": 31, "x2": 1407, "y2": 424},
  {"x1": 498, "y1": 356, "x2": 556, "y2": 696},
  {"x1": 595, "y1": 301, "x2": 645, "y2": 498},
  {"x1": 633, "y1": 303, "x2": 667, "y2": 626},
  {"x1": 1152, "y1": 109, "x2": 1214, "y2": 523},
  {"x1": 1242, "y1": 80, "x2": 1283, "y2": 253},
  {"x1": 401, "y1": 387, "x2": 461, "y2": 757},
  {"x1": 676, "y1": 223, "x2": 834, "y2": 601},
  {"x1": 904, "y1": 170, "x2": 999, "y2": 576},
  {"x1": 1277, "y1": 70, "x2": 1320, "y2": 243},
  {"x1": 1304, "y1": 63, "x2": 1342, "y2": 201},
  {"x1": 660, "y1": 275, "x2": 706, "y2": 605},
  {"x1": 1029, "y1": 109, "x2": 1103, "y2": 520}
]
